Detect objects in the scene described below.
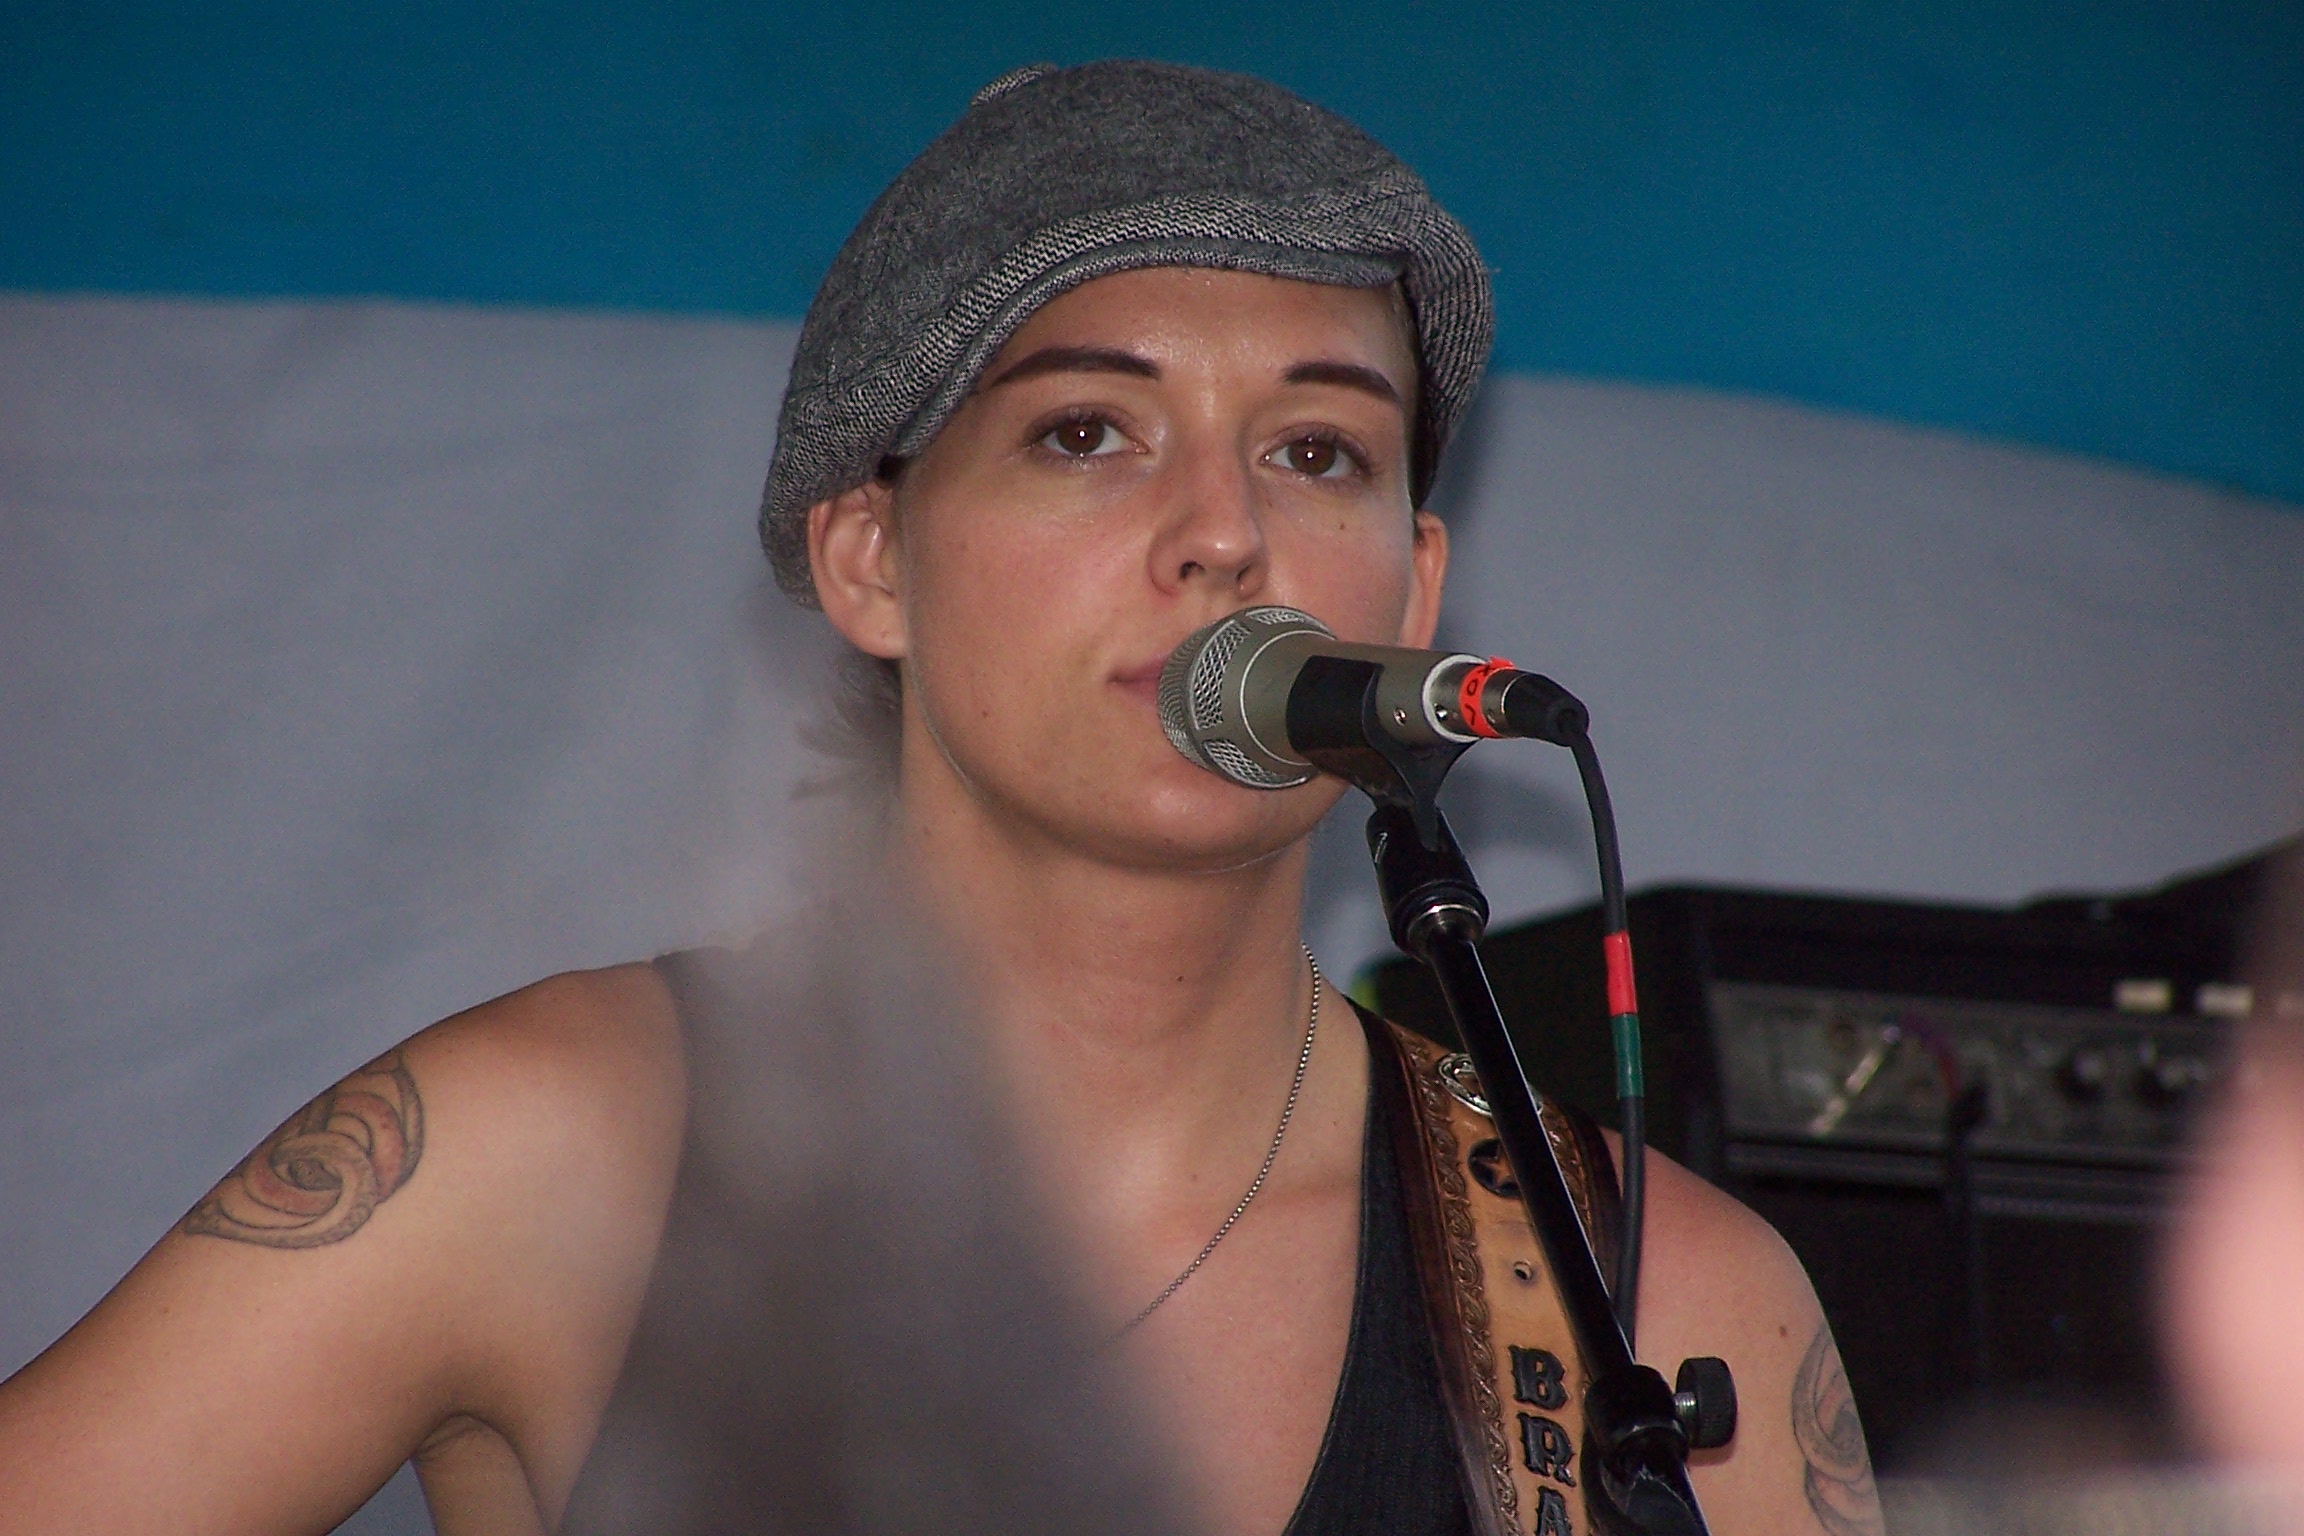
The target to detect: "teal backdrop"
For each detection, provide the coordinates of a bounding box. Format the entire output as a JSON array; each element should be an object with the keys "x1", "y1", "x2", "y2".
[{"x1": 5, "y1": 0, "x2": 2299, "y2": 504}]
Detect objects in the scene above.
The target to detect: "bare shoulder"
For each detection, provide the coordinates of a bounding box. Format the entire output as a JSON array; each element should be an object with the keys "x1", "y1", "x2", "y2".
[
  {"x1": 1606, "y1": 1135, "x2": 1886, "y2": 1536},
  {"x1": 387, "y1": 960, "x2": 690, "y2": 1304},
  {"x1": 185, "y1": 962, "x2": 687, "y2": 1250},
  {"x1": 400, "y1": 960, "x2": 689, "y2": 1225},
  {"x1": 0, "y1": 960, "x2": 690, "y2": 1535},
  {"x1": 1626, "y1": 1138, "x2": 1812, "y2": 1331}
]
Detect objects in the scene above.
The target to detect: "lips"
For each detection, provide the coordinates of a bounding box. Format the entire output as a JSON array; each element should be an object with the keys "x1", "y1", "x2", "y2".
[
  {"x1": 1110, "y1": 616, "x2": 1235, "y2": 711},
  {"x1": 1110, "y1": 659, "x2": 1166, "y2": 708}
]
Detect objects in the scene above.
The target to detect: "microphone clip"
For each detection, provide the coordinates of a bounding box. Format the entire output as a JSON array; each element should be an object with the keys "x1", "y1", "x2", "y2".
[{"x1": 1285, "y1": 655, "x2": 1468, "y2": 850}]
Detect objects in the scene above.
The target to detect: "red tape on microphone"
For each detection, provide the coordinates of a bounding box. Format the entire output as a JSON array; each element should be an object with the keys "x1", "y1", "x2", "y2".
[{"x1": 1455, "y1": 656, "x2": 1516, "y2": 738}]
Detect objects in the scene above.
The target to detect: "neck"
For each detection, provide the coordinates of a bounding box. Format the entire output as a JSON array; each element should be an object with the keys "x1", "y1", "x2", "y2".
[
  {"x1": 903, "y1": 798, "x2": 1314, "y2": 1074},
  {"x1": 891, "y1": 751, "x2": 1335, "y2": 1230}
]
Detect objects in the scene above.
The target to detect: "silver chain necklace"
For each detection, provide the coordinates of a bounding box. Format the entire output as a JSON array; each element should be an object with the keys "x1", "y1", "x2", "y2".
[{"x1": 1114, "y1": 945, "x2": 1323, "y2": 1338}]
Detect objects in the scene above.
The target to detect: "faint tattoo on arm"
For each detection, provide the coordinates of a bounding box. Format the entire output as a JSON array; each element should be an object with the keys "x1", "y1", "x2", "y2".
[
  {"x1": 1792, "y1": 1323, "x2": 1885, "y2": 1536},
  {"x1": 181, "y1": 1050, "x2": 424, "y2": 1248}
]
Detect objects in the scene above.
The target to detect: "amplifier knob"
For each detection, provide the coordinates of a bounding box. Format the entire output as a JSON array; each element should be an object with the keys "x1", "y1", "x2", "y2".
[
  {"x1": 2135, "y1": 1048, "x2": 2212, "y2": 1108},
  {"x1": 2057, "y1": 1044, "x2": 2113, "y2": 1103}
]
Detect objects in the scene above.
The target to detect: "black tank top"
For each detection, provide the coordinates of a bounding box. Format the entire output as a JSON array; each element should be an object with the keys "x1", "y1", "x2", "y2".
[
  {"x1": 1280, "y1": 1004, "x2": 1472, "y2": 1535},
  {"x1": 578, "y1": 946, "x2": 1473, "y2": 1534}
]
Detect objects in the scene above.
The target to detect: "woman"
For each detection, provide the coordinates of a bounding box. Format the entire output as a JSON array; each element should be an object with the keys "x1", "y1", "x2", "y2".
[{"x1": 0, "y1": 61, "x2": 1882, "y2": 1536}]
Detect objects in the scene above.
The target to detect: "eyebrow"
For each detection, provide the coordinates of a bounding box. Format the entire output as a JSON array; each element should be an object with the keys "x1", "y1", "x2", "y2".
[
  {"x1": 980, "y1": 346, "x2": 1160, "y2": 391},
  {"x1": 1284, "y1": 360, "x2": 1404, "y2": 408}
]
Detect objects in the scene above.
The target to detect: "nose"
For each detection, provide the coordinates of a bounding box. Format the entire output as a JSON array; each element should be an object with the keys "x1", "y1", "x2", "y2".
[{"x1": 1147, "y1": 440, "x2": 1268, "y2": 598}]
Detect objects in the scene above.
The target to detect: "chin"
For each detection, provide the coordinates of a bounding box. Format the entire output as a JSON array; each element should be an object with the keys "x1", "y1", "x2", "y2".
[
  {"x1": 1079, "y1": 765, "x2": 1344, "y2": 874},
  {"x1": 921, "y1": 708, "x2": 1348, "y2": 871}
]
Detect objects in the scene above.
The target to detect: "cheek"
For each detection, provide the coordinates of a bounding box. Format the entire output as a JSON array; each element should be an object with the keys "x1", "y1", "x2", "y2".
[
  {"x1": 1278, "y1": 514, "x2": 1421, "y2": 640},
  {"x1": 900, "y1": 507, "x2": 1133, "y2": 712},
  {"x1": 911, "y1": 506, "x2": 1112, "y2": 620}
]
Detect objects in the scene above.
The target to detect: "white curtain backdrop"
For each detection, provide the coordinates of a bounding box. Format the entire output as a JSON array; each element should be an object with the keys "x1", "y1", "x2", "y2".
[{"x1": 5, "y1": 294, "x2": 2300, "y2": 1533}]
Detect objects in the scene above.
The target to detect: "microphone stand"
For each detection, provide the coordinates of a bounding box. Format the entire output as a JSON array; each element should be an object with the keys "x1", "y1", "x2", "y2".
[{"x1": 1287, "y1": 656, "x2": 1717, "y2": 1536}]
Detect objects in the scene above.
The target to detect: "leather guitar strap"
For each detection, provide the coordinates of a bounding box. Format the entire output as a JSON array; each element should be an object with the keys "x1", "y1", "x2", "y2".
[{"x1": 1359, "y1": 1003, "x2": 1623, "y2": 1536}]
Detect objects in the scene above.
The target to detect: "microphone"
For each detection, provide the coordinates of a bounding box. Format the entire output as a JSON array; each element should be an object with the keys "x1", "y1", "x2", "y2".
[{"x1": 1156, "y1": 605, "x2": 1589, "y2": 789}]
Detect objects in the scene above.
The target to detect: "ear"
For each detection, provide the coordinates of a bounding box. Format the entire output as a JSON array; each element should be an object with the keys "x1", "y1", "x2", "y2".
[
  {"x1": 1397, "y1": 509, "x2": 1451, "y2": 649},
  {"x1": 809, "y1": 482, "x2": 907, "y2": 660}
]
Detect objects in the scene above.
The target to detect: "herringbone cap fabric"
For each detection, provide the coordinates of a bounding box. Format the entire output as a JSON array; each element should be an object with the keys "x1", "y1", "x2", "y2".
[{"x1": 761, "y1": 59, "x2": 1494, "y2": 602}]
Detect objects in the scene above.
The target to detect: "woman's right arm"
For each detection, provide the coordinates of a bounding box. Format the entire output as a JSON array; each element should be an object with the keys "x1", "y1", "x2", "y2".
[{"x1": 0, "y1": 963, "x2": 687, "y2": 1535}]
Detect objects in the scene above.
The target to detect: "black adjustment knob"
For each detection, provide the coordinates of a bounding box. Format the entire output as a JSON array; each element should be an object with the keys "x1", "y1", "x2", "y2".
[
  {"x1": 1672, "y1": 1356, "x2": 1738, "y2": 1450},
  {"x1": 2057, "y1": 1044, "x2": 2112, "y2": 1103},
  {"x1": 2136, "y1": 1049, "x2": 2212, "y2": 1109}
]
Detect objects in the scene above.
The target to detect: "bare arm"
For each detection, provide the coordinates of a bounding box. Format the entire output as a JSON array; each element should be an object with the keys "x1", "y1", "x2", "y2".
[
  {"x1": 1788, "y1": 1318, "x2": 1883, "y2": 1536},
  {"x1": 0, "y1": 964, "x2": 685, "y2": 1535},
  {"x1": 1629, "y1": 1145, "x2": 1886, "y2": 1536},
  {"x1": 181, "y1": 1048, "x2": 427, "y2": 1249}
]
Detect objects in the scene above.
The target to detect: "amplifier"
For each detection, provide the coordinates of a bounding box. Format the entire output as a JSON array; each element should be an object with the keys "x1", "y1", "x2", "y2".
[
  {"x1": 1708, "y1": 979, "x2": 2220, "y2": 1213},
  {"x1": 1362, "y1": 844, "x2": 2285, "y2": 1467}
]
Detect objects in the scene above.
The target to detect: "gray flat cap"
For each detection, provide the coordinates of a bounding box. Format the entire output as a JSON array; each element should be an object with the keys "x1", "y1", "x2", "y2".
[{"x1": 761, "y1": 59, "x2": 1495, "y2": 603}]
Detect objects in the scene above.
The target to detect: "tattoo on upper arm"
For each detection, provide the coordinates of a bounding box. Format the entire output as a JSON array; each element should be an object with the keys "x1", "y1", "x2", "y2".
[
  {"x1": 180, "y1": 1050, "x2": 425, "y2": 1248},
  {"x1": 1792, "y1": 1323, "x2": 1884, "y2": 1536}
]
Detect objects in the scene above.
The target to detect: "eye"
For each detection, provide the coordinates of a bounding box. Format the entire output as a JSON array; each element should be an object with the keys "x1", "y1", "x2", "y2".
[
  {"x1": 1270, "y1": 434, "x2": 1362, "y2": 480},
  {"x1": 1039, "y1": 416, "x2": 1127, "y2": 458}
]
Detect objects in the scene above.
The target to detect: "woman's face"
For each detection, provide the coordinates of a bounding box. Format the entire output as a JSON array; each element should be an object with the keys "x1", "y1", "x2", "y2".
[{"x1": 812, "y1": 265, "x2": 1449, "y2": 872}]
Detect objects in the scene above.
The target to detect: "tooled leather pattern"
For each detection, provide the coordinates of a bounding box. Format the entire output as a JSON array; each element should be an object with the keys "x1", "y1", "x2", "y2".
[
  {"x1": 1387, "y1": 1023, "x2": 1523, "y2": 1532},
  {"x1": 1537, "y1": 1098, "x2": 1620, "y2": 1299},
  {"x1": 1384, "y1": 1020, "x2": 1619, "y2": 1536}
]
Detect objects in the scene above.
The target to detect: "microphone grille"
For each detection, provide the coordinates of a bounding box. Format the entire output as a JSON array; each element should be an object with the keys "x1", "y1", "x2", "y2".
[
  {"x1": 1188, "y1": 620, "x2": 1253, "y2": 728},
  {"x1": 1157, "y1": 606, "x2": 1325, "y2": 788},
  {"x1": 1203, "y1": 738, "x2": 1288, "y2": 787}
]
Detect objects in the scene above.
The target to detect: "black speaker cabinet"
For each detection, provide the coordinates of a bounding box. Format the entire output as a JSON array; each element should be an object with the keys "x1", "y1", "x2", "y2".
[{"x1": 1361, "y1": 848, "x2": 2282, "y2": 1467}]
